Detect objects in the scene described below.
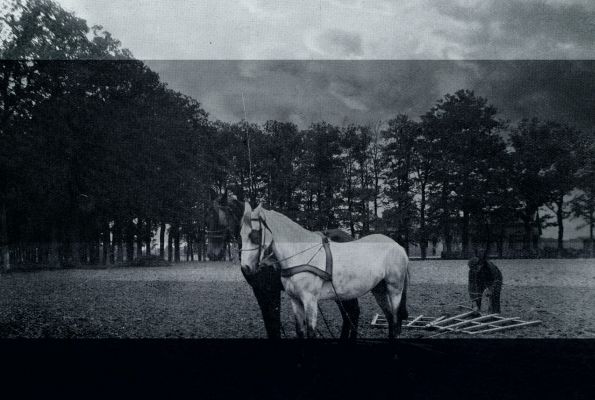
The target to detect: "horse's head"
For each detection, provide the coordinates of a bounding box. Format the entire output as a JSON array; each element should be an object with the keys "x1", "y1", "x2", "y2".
[
  {"x1": 240, "y1": 202, "x2": 273, "y2": 275},
  {"x1": 206, "y1": 198, "x2": 229, "y2": 261}
]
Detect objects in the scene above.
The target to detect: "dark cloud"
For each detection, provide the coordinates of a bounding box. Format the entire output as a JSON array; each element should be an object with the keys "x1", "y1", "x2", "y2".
[
  {"x1": 432, "y1": 0, "x2": 595, "y2": 58},
  {"x1": 463, "y1": 61, "x2": 595, "y2": 129},
  {"x1": 316, "y1": 29, "x2": 363, "y2": 57},
  {"x1": 146, "y1": 60, "x2": 595, "y2": 131}
]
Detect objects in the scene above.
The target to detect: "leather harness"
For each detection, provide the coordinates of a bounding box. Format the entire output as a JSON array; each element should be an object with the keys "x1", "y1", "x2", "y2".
[
  {"x1": 280, "y1": 232, "x2": 333, "y2": 281},
  {"x1": 249, "y1": 216, "x2": 334, "y2": 282}
]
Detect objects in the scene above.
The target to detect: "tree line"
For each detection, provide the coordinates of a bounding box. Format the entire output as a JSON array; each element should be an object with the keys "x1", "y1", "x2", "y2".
[
  {"x1": 1, "y1": 0, "x2": 594, "y2": 270},
  {"x1": 216, "y1": 100, "x2": 593, "y2": 260}
]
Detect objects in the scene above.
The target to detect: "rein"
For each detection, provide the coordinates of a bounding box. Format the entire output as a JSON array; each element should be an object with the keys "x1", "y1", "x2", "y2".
[{"x1": 205, "y1": 228, "x2": 228, "y2": 239}]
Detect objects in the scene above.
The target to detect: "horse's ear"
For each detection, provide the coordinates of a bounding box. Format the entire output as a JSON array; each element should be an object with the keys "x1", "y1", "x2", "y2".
[
  {"x1": 244, "y1": 202, "x2": 252, "y2": 215},
  {"x1": 242, "y1": 202, "x2": 252, "y2": 227}
]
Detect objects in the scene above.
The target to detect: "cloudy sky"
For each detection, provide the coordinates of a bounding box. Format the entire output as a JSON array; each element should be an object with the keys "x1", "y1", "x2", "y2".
[
  {"x1": 58, "y1": 0, "x2": 595, "y2": 59},
  {"x1": 52, "y1": 0, "x2": 595, "y2": 129},
  {"x1": 54, "y1": 0, "x2": 594, "y2": 238}
]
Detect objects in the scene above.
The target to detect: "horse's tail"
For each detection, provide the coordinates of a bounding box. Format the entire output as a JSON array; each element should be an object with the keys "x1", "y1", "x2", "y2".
[{"x1": 398, "y1": 266, "x2": 409, "y2": 321}]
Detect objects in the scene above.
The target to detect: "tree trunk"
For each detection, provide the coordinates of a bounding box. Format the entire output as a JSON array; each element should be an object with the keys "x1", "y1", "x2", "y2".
[
  {"x1": 462, "y1": 209, "x2": 470, "y2": 258},
  {"x1": 88, "y1": 239, "x2": 98, "y2": 265},
  {"x1": 174, "y1": 224, "x2": 180, "y2": 263},
  {"x1": 373, "y1": 170, "x2": 380, "y2": 223},
  {"x1": 419, "y1": 184, "x2": 427, "y2": 260},
  {"x1": 69, "y1": 220, "x2": 82, "y2": 268},
  {"x1": 348, "y1": 194, "x2": 355, "y2": 237},
  {"x1": 108, "y1": 225, "x2": 114, "y2": 265},
  {"x1": 346, "y1": 171, "x2": 355, "y2": 237},
  {"x1": 1, "y1": 202, "x2": 10, "y2": 272},
  {"x1": 48, "y1": 227, "x2": 60, "y2": 268},
  {"x1": 145, "y1": 219, "x2": 152, "y2": 256},
  {"x1": 591, "y1": 223, "x2": 594, "y2": 258},
  {"x1": 420, "y1": 242, "x2": 427, "y2": 259},
  {"x1": 403, "y1": 225, "x2": 410, "y2": 256},
  {"x1": 185, "y1": 238, "x2": 190, "y2": 262},
  {"x1": 497, "y1": 226, "x2": 505, "y2": 259},
  {"x1": 522, "y1": 208, "x2": 533, "y2": 254},
  {"x1": 442, "y1": 217, "x2": 452, "y2": 257},
  {"x1": 441, "y1": 183, "x2": 451, "y2": 257},
  {"x1": 360, "y1": 199, "x2": 367, "y2": 235},
  {"x1": 590, "y1": 205, "x2": 594, "y2": 258},
  {"x1": 167, "y1": 229, "x2": 173, "y2": 263},
  {"x1": 159, "y1": 222, "x2": 165, "y2": 260},
  {"x1": 103, "y1": 223, "x2": 111, "y2": 267},
  {"x1": 364, "y1": 200, "x2": 370, "y2": 234},
  {"x1": 126, "y1": 220, "x2": 134, "y2": 262},
  {"x1": 115, "y1": 221, "x2": 124, "y2": 264},
  {"x1": 484, "y1": 222, "x2": 492, "y2": 258},
  {"x1": 136, "y1": 220, "x2": 143, "y2": 259},
  {"x1": 556, "y1": 198, "x2": 564, "y2": 256}
]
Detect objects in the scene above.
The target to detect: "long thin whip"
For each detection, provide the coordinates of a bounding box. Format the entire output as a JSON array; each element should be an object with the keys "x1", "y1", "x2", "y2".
[{"x1": 242, "y1": 92, "x2": 254, "y2": 199}]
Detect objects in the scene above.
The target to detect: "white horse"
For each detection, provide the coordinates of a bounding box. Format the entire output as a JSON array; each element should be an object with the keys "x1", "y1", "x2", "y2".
[{"x1": 240, "y1": 203, "x2": 409, "y2": 339}]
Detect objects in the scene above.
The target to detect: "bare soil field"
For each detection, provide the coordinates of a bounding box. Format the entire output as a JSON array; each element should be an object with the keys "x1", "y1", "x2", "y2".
[{"x1": 0, "y1": 258, "x2": 594, "y2": 338}]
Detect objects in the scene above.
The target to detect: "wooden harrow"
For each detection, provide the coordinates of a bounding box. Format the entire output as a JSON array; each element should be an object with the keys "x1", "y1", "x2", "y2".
[{"x1": 371, "y1": 309, "x2": 541, "y2": 337}]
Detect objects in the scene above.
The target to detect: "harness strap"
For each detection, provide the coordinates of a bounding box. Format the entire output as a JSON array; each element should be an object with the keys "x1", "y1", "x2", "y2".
[
  {"x1": 280, "y1": 264, "x2": 331, "y2": 281},
  {"x1": 280, "y1": 232, "x2": 333, "y2": 281}
]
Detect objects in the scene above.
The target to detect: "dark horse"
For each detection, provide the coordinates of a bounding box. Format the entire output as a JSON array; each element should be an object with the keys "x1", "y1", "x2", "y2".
[{"x1": 206, "y1": 195, "x2": 360, "y2": 339}]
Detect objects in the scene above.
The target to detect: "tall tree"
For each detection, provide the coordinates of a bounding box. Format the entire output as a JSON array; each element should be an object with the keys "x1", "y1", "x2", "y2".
[
  {"x1": 422, "y1": 90, "x2": 502, "y2": 258},
  {"x1": 369, "y1": 122, "x2": 385, "y2": 228},
  {"x1": 571, "y1": 129, "x2": 595, "y2": 257},
  {"x1": 382, "y1": 115, "x2": 418, "y2": 253},
  {"x1": 297, "y1": 122, "x2": 343, "y2": 230},
  {"x1": 339, "y1": 124, "x2": 374, "y2": 236},
  {"x1": 542, "y1": 124, "x2": 584, "y2": 254},
  {"x1": 509, "y1": 118, "x2": 577, "y2": 256},
  {"x1": 261, "y1": 120, "x2": 302, "y2": 218},
  {"x1": 411, "y1": 120, "x2": 438, "y2": 259}
]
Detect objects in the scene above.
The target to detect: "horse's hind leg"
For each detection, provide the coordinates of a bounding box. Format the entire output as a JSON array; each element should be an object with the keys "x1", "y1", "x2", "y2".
[
  {"x1": 372, "y1": 280, "x2": 396, "y2": 339},
  {"x1": 336, "y1": 299, "x2": 360, "y2": 340},
  {"x1": 337, "y1": 301, "x2": 350, "y2": 340},
  {"x1": 386, "y1": 281, "x2": 406, "y2": 337}
]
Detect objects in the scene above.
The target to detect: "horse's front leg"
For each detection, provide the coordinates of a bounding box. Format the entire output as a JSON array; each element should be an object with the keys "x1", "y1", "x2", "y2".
[
  {"x1": 302, "y1": 293, "x2": 319, "y2": 339},
  {"x1": 285, "y1": 275, "x2": 322, "y2": 339},
  {"x1": 290, "y1": 298, "x2": 306, "y2": 339}
]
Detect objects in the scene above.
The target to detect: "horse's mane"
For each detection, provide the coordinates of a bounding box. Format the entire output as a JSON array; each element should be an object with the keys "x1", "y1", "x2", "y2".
[{"x1": 263, "y1": 209, "x2": 320, "y2": 244}]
